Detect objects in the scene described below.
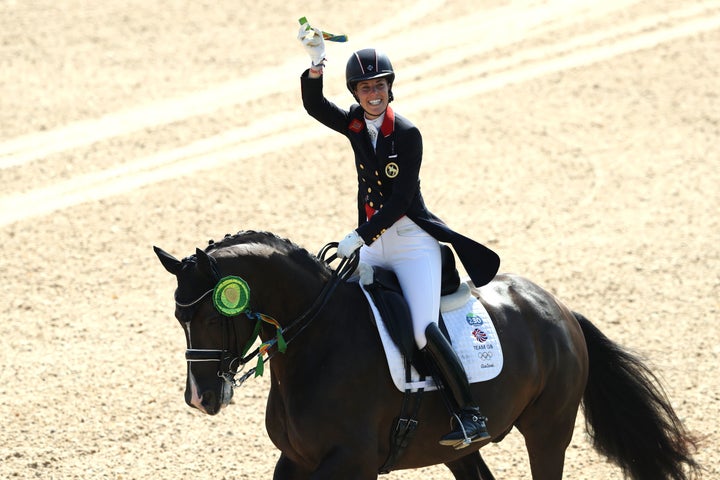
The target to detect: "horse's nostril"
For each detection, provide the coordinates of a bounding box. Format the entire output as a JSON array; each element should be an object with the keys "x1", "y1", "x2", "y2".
[{"x1": 201, "y1": 391, "x2": 220, "y2": 415}]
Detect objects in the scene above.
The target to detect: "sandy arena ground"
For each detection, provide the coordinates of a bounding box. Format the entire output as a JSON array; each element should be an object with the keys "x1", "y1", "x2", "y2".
[{"x1": 1, "y1": 1, "x2": 718, "y2": 478}]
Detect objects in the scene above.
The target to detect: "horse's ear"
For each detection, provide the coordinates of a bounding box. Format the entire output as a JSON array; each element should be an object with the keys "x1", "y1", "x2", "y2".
[
  {"x1": 154, "y1": 246, "x2": 183, "y2": 275},
  {"x1": 195, "y1": 248, "x2": 218, "y2": 280}
]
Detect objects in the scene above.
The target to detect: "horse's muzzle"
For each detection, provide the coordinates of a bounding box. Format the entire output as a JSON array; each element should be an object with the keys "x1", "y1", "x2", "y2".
[{"x1": 186, "y1": 369, "x2": 234, "y2": 415}]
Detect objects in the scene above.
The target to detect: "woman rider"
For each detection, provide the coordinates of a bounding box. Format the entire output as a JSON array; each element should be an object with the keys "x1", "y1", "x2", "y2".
[{"x1": 298, "y1": 25, "x2": 500, "y2": 448}]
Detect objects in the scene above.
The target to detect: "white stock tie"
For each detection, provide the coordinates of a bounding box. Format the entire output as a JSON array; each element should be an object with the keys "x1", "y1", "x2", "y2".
[{"x1": 367, "y1": 124, "x2": 378, "y2": 150}]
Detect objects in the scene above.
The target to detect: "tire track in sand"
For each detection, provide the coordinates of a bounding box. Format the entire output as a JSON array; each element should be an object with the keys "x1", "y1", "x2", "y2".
[
  {"x1": 0, "y1": 0, "x2": 443, "y2": 170},
  {"x1": 1, "y1": 1, "x2": 719, "y2": 228}
]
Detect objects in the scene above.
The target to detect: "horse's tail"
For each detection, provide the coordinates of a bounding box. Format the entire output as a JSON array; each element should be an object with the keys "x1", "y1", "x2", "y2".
[{"x1": 573, "y1": 312, "x2": 700, "y2": 480}]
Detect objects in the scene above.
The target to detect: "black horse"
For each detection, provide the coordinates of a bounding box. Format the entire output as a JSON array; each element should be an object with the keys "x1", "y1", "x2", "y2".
[{"x1": 154, "y1": 230, "x2": 698, "y2": 480}]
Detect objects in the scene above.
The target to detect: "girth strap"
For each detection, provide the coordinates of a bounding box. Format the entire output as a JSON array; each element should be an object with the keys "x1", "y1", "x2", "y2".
[{"x1": 379, "y1": 358, "x2": 425, "y2": 474}]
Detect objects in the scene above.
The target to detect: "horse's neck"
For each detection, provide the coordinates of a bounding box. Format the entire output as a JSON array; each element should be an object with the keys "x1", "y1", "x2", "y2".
[
  {"x1": 238, "y1": 256, "x2": 327, "y2": 337},
  {"x1": 265, "y1": 282, "x2": 373, "y2": 376}
]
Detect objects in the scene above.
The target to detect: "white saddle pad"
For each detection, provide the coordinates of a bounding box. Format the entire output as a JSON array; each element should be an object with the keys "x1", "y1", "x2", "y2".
[{"x1": 360, "y1": 283, "x2": 504, "y2": 392}]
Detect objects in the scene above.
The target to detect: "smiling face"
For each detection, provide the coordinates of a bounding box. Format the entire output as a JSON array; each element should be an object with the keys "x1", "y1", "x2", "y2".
[{"x1": 354, "y1": 77, "x2": 390, "y2": 118}]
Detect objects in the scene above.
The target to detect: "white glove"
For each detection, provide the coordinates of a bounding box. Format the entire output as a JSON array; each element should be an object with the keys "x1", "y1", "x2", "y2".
[
  {"x1": 297, "y1": 24, "x2": 326, "y2": 66},
  {"x1": 337, "y1": 230, "x2": 364, "y2": 258}
]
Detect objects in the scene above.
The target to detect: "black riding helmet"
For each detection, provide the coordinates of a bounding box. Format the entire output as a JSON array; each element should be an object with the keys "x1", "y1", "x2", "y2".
[{"x1": 345, "y1": 48, "x2": 395, "y2": 103}]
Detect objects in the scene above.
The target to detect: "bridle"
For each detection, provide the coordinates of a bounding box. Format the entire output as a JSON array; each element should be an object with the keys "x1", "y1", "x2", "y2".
[{"x1": 178, "y1": 243, "x2": 359, "y2": 387}]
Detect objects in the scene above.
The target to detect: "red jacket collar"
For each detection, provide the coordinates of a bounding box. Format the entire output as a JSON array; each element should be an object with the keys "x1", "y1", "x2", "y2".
[
  {"x1": 380, "y1": 106, "x2": 395, "y2": 137},
  {"x1": 349, "y1": 105, "x2": 395, "y2": 136}
]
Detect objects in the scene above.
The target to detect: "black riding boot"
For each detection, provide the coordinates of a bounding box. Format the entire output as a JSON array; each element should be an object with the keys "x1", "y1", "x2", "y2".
[{"x1": 422, "y1": 322, "x2": 491, "y2": 448}]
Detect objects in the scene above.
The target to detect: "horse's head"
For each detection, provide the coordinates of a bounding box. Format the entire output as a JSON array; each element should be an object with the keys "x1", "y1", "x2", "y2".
[
  {"x1": 154, "y1": 232, "x2": 335, "y2": 415},
  {"x1": 154, "y1": 247, "x2": 234, "y2": 415}
]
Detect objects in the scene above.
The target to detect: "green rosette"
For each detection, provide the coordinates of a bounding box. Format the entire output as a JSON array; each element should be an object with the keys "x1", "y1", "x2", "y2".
[{"x1": 212, "y1": 276, "x2": 250, "y2": 316}]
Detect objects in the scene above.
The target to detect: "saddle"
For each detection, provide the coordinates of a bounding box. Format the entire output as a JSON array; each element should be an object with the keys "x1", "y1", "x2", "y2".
[
  {"x1": 362, "y1": 244, "x2": 465, "y2": 371},
  {"x1": 362, "y1": 244, "x2": 470, "y2": 473}
]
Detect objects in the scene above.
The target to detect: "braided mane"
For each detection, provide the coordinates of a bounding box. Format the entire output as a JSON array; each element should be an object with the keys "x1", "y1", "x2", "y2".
[{"x1": 204, "y1": 230, "x2": 331, "y2": 278}]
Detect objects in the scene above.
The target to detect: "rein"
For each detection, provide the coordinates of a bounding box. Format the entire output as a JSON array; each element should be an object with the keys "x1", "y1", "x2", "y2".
[{"x1": 181, "y1": 242, "x2": 359, "y2": 387}]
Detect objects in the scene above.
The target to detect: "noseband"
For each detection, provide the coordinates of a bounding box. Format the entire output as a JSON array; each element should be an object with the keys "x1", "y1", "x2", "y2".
[{"x1": 178, "y1": 243, "x2": 358, "y2": 387}]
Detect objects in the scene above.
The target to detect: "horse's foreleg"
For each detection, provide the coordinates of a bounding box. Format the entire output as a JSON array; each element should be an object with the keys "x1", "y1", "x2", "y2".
[
  {"x1": 272, "y1": 441, "x2": 378, "y2": 480},
  {"x1": 276, "y1": 450, "x2": 375, "y2": 480},
  {"x1": 273, "y1": 453, "x2": 311, "y2": 480},
  {"x1": 445, "y1": 450, "x2": 496, "y2": 480},
  {"x1": 306, "y1": 447, "x2": 379, "y2": 480}
]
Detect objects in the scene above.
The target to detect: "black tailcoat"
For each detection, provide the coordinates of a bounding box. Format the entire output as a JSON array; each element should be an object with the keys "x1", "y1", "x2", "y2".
[{"x1": 301, "y1": 70, "x2": 500, "y2": 286}]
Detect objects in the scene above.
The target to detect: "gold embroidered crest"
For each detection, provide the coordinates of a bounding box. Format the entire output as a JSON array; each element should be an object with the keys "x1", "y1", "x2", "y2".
[{"x1": 385, "y1": 162, "x2": 399, "y2": 178}]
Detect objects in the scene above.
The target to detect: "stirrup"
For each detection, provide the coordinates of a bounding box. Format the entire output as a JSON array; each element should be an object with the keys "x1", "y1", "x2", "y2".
[{"x1": 439, "y1": 412, "x2": 490, "y2": 449}]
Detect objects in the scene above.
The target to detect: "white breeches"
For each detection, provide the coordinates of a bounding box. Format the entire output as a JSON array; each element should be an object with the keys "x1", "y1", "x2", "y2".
[{"x1": 360, "y1": 216, "x2": 442, "y2": 349}]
